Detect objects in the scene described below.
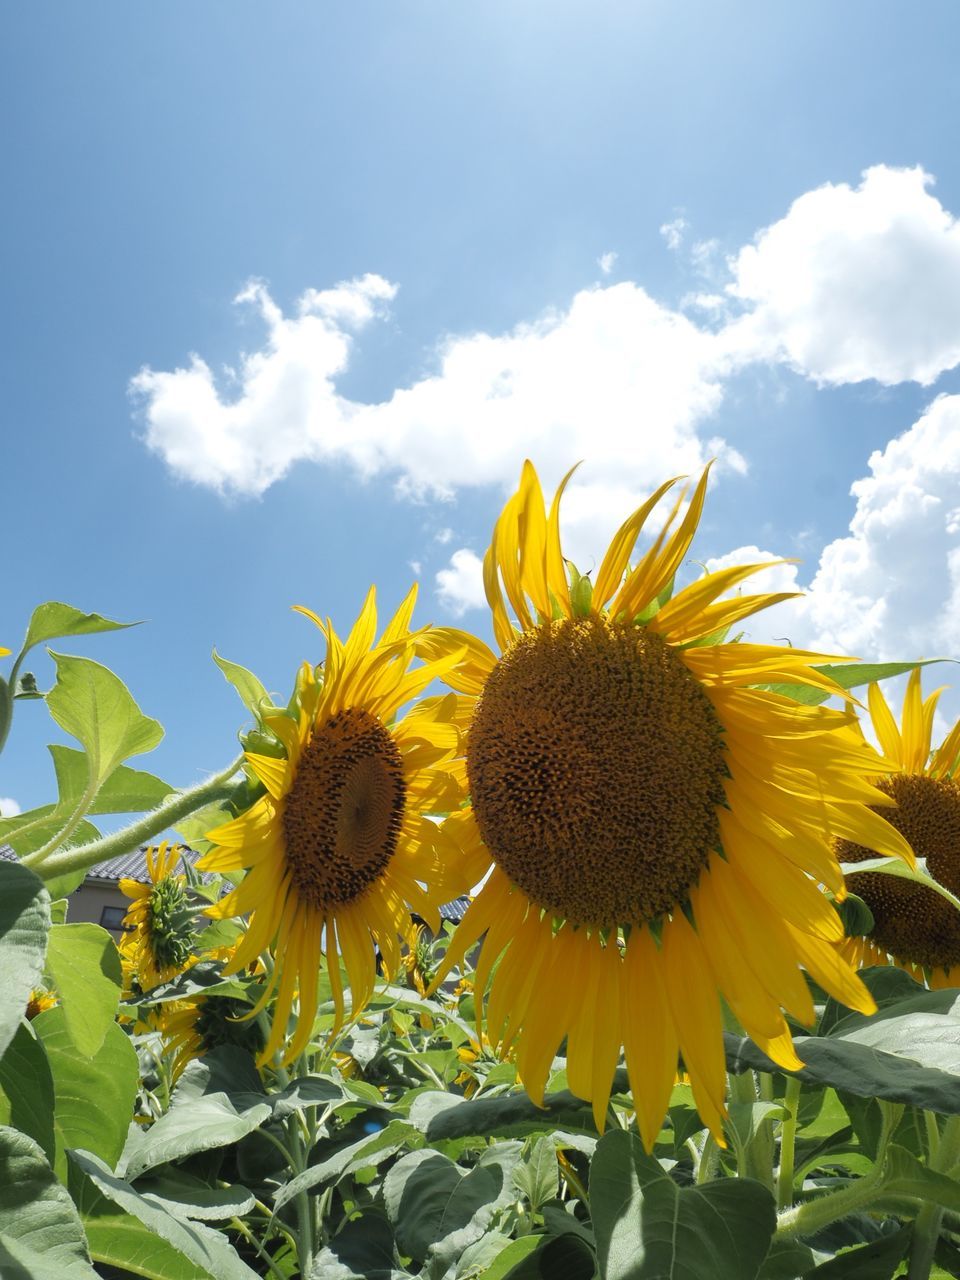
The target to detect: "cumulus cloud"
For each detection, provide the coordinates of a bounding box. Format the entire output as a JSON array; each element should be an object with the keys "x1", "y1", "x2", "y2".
[
  {"x1": 136, "y1": 165, "x2": 960, "y2": 510},
  {"x1": 0, "y1": 797, "x2": 21, "y2": 818},
  {"x1": 706, "y1": 396, "x2": 960, "y2": 663},
  {"x1": 136, "y1": 275, "x2": 744, "y2": 505},
  {"x1": 724, "y1": 165, "x2": 960, "y2": 385},
  {"x1": 597, "y1": 251, "x2": 618, "y2": 275},
  {"x1": 435, "y1": 549, "x2": 486, "y2": 615}
]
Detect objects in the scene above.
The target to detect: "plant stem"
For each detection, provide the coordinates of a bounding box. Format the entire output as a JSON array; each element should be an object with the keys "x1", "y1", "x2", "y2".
[
  {"x1": 777, "y1": 1075, "x2": 802, "y2": 1210},
  {"x1": 777, "y1": 1100, "x2": 902, "y2": 1240},
  {"x1": 907, "y1": 1113, "x2": 960, "y2": 1280},
  {"x1": 230, "y1": 1217, "x2": 288, "y2": 1280},
  {"x1": 21, "y1": 755, "x2": 244, "y2": 879},
  {"x1": 696, "y1": 1132, "x2": 720, "y2": 1185}
]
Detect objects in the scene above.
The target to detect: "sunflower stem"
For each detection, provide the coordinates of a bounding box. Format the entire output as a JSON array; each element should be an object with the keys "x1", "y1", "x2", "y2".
[
  {"x1": 20, "y1": 755, "x2": 244, "y2": 879},
  {"x1": 777, "y1": 1075, "x2": 802, "y2": 1210},
  {"x1": 907, "y1": 1113, "x2": 960, "y2": 1280}
]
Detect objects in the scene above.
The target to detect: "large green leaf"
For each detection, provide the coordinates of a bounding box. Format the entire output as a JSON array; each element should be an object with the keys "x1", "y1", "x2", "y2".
[
  {"x1": 46, "y1": 651, "x2": 163, "y2": 798},
  {"x1": 0, "y1": 859, "x2": 51, "y2": 1056},
  {"x1": 383, "y1": 1147, "x2": 514, "y2": 1266},
  {"x1": 590, "y1": 1129, "x2": 776, "y2": 1280},
  {"x1": 119, "y1": 1095, "x2": 271, "y2": 1183},
  {"x1": 50, "y1": 744, "x2": 173, "y2": 815},
  {"x1": 308, "y1": 1212, "x2": 410, "y2": 1280},
  {"x1": 44, "y1": 923, "x2": 121, "y2": 1057},
  {"x1": 70, "y1": 1150, "x2": 260, "y2": 1280},
  {"x1": 34, "y1": 1006, "x2": 138, "y2": 1178},
  {"x1": 0, "y1": 1020, "x2": 56, "y2": 1163},
  {"x1": 19, "y1": 602, "x2": 137, "y2": 659},
  {"x1": 412, "y1": 1079, "x2": 602, "y2": 1141},
  {"x1": 0, "y1": 1125, "x2": 98, "y2": 1278},
  {"x1": 83, "y1": 1213, "x2": 211, "y2": 1280}
]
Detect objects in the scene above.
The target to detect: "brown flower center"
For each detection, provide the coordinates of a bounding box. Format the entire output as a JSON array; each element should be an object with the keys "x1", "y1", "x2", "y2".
[
  {"x1": 839, "y1": 773, "x2": 960, "y2": 971},
  {"x1": 466, "y1": 615, "x2": 727, "y2": 927},
  {"x1": 281, "y1": 707, "x2": 406, "y2": 910}
]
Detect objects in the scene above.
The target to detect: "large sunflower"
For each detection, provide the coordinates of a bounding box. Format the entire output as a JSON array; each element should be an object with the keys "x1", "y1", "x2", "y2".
[
  {"x1": 200, "y1": 586, "x2": 467, "y2": 1066},
  {"x1": 424, "y1": 461, "x2": 914, "y2": 1147},
  {"x1": 839, "y1": 672, "x2": 960, "y2": 989},
  {"x1": 120, "y1": 842, "x2": 200, "y2": 991}
]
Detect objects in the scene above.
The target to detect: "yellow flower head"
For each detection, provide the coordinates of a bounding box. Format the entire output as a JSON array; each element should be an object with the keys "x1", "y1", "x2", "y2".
[
  {"x1": 839, "y1": 672, "x2": 960, "y2": 988},
  {"x1": 425, "y1": 461, "x2": 913, "y2": 1147},
  {"x1": 25, "y1": 988, "x2": 57, "y2": 1020},
  {"x1": 119, "y1": 842, "x2": 200, "y2": 992},
  {"x1": 156, "y1": 994, "x2": 265, "y2": 1081},
  {"x1": 201, "y1": 584, "x2": 469, "y2": 1065}
]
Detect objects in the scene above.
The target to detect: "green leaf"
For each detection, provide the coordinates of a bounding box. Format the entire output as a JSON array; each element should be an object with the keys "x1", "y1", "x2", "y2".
[
  {"x1": 70, "y1": 1150, "x2": 261, "y2": 1280},
  {"x1": 34, "y1": 1006, "x2": 138, "y2": 1178},
  {"x1": 413, "y1": 1079, "x2": 603, "y2": 1141},
  {"x1": 383, "y1": 1148, "x2": 509, "y2": 1265},
  {"x1": 806, "y1": 1224, "x2": 912, "y2": 1278},
  {"x1": 470, "y1": 1235, "x2": 541, "y2": 1280},
  {"x1": 501, "y1": 1233, "x2": 596, "y2": 1280},
  {"x1": 0, "y1": 859, "x2": 51, "y2": 1056},
  {"x1": 0, "y1": 1020, "x2": 57, "y2": 1163},
  {"x1": 308, "y1": 1212, "x2": 410, "y2": 1280},
  {"x1": 590, "y1": 1129, "x2": 776, "y2": 1280},
  {"x1": 50, "y1": 744, "x2": 173, "y2": 814},
  {"x1": 83, "y1": 1212, "x2": 211, "y2": 1280},
  {"x1": 118, "y1": 1052, "x2": 272, "y2": 1181},
  {"x1": 513, "y1": 1135, "x2": 560, "y2": 1212},
  {"x1": 212, "y1": 650, "x2": 274, "y2": 724},
  {"x1": 757, "y1": 1238, "x2": 816, "y2": 1279},
  {"x1": 275, "y1": 1120, "x2": 421, "y2": 1209},
  {"x1": 767, "y1": 657, "x2": 952, "y2": 706},
  {"x1": 0, "y1": 803, "x2": 100, "y2": 858},
  {"x1": 44, "y1": 922, "x2": 121, "y2": 1057},
  {"x1": 725, "y1": 1100, "x2": 785, "y2": 1167},
  {"x1": 20, "y1": 602, "x2": 137, "y2": 659},
  {"x1": 0, "y1": 1125, "x2": 99, "y2": 1278},
  {"x1": 840, "y1": 856, "x2": 960, "y2": 913},
  {"x1": 46, "y1": 651, "x2": 163, "y2": 798},
  {"x1": 136, "y1": 1170, "x2": 256, "y2": 1221}
]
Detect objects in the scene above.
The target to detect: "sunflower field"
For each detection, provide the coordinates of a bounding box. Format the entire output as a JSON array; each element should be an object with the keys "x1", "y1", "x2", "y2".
[{"x1": 7, "y1": 463, "x2": 960, "y2": 1280}]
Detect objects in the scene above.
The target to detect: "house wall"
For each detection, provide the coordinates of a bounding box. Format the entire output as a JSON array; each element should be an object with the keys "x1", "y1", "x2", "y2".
[{"x1": 69, "y1": 879, "x2": 130, "y2": 934}]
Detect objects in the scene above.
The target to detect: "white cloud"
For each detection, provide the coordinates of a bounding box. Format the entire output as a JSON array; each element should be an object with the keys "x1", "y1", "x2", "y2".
[
  {"x1": 724, "y1": 165, "x2": 960, "y2": 386},
  {"x1": 706, "y1": 396, "x2": 960, "y2": 664},
  {"x1": 436, "y1": 548, "x2": 486, "y2": 615},
  {"x1": 136, "y1": 275, "x2": 744, "y2": 507},
  {"x1": 132, "y1": 274, "x2": 397, "y2": 496},
  {"x1": 434, "y1": 527, "x2": 455, "y2": 545},
  {"x1": 0, "y1": 797, "x2": 21, "y2": 818},
  {"x1": 597, "y1": 251, "x2": 618, "y2": 275},
  {"x1": 660, "y1": 218, "x2": 688, "y2": 251},
  {"x1": 134, "y1": 162, "x2": 960, "y2": 599}
]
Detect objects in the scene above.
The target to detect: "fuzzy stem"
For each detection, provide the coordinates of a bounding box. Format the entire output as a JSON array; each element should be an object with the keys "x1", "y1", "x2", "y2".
[
  {"x1": 907, "y1": 1113, "x2": 960, "y2": 1280},
  {"x1": 777, "y1": 1075, "x2": 802, "y2": 1210},
  {"x1": 21, "y1": 755, "x2": 244, "y2": 879}
]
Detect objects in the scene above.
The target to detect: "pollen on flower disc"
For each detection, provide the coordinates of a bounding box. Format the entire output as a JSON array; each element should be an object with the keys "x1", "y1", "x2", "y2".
[
  {"x1": 466, "y1": 615, "x2": 727, "y2": 928},
  {"x1": 282, "y1": 707, "x2": 406, "y2": 910},
  {"x1": 840, "y1": 773, "x2": 960, "y2": 970}
]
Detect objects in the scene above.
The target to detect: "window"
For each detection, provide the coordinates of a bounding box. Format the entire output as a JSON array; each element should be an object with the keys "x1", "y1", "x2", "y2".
[{"x1": 99, "y1": 905, "x2": 128, "y2": 932}]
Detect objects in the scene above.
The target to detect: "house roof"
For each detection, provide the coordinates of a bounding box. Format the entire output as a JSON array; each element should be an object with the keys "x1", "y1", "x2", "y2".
[
  {"x1": 1, "y1": 844, "x2": 473, "y2": 920},
  {"x1": 0, "y1": 843, "x2": 210, "y2": 885}
]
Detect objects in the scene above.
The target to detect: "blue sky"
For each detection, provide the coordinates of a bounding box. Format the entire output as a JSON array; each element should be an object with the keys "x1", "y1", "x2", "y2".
[{"x1": 4, "y1": 2, "x2": 960, "y2": 814}]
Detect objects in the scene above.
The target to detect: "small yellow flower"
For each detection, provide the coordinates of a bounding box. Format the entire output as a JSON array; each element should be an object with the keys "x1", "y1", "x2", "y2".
[
  {"x1": 120, "y1": 842, "x2": 200, "y2": 991},
  {"x1": 25, "y1": 989, "x2": 57, "y2": 1020}
]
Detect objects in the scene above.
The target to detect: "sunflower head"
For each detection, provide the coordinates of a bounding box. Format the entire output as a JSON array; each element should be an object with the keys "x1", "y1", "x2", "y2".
[
  {"x1": 25, "y1": 988, "x2": 57, "y2": 1020},
  {"x1": 838, "y1": 672, "x2": 960, "y2": 986},
  {"x1": 200, "y1": 585, "x2": 471, "y2": 1066},
  {"x1": 426, "y1": 460, "x2": 913, "y2": 1146},
  {"x1": 119, "y1": 842, "x2": 200, "y2": 991}
]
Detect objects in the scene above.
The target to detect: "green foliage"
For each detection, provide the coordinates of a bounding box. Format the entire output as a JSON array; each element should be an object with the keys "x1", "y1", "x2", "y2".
[
  {"x1": 44, "y1": 922, "x2": 122, "y2": 1056},
  {"x1": 0, "y1": 859, "x2": 51, "y2": 1057}
]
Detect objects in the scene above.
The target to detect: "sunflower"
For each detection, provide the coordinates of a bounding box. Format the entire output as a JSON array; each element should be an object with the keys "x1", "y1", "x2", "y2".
[
  {"x1": 156, "y1": 994, "x2": 265, "y2": 1080},
  {"x1": 25, "y1": 988, "x2": 57, "y2": 1020},
  {"x1": 838, "y1": 672, "x2": 960, "y2": 988},
  {"x1": 120, "y1": 842, "x2": 201, "y2": 991},
  {"x1": 423, "y1": 461, "x2": 914, "y2": 1147},
  {"x1": 200, "y1": 585, "x2": 468, "y2": 1066}
]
